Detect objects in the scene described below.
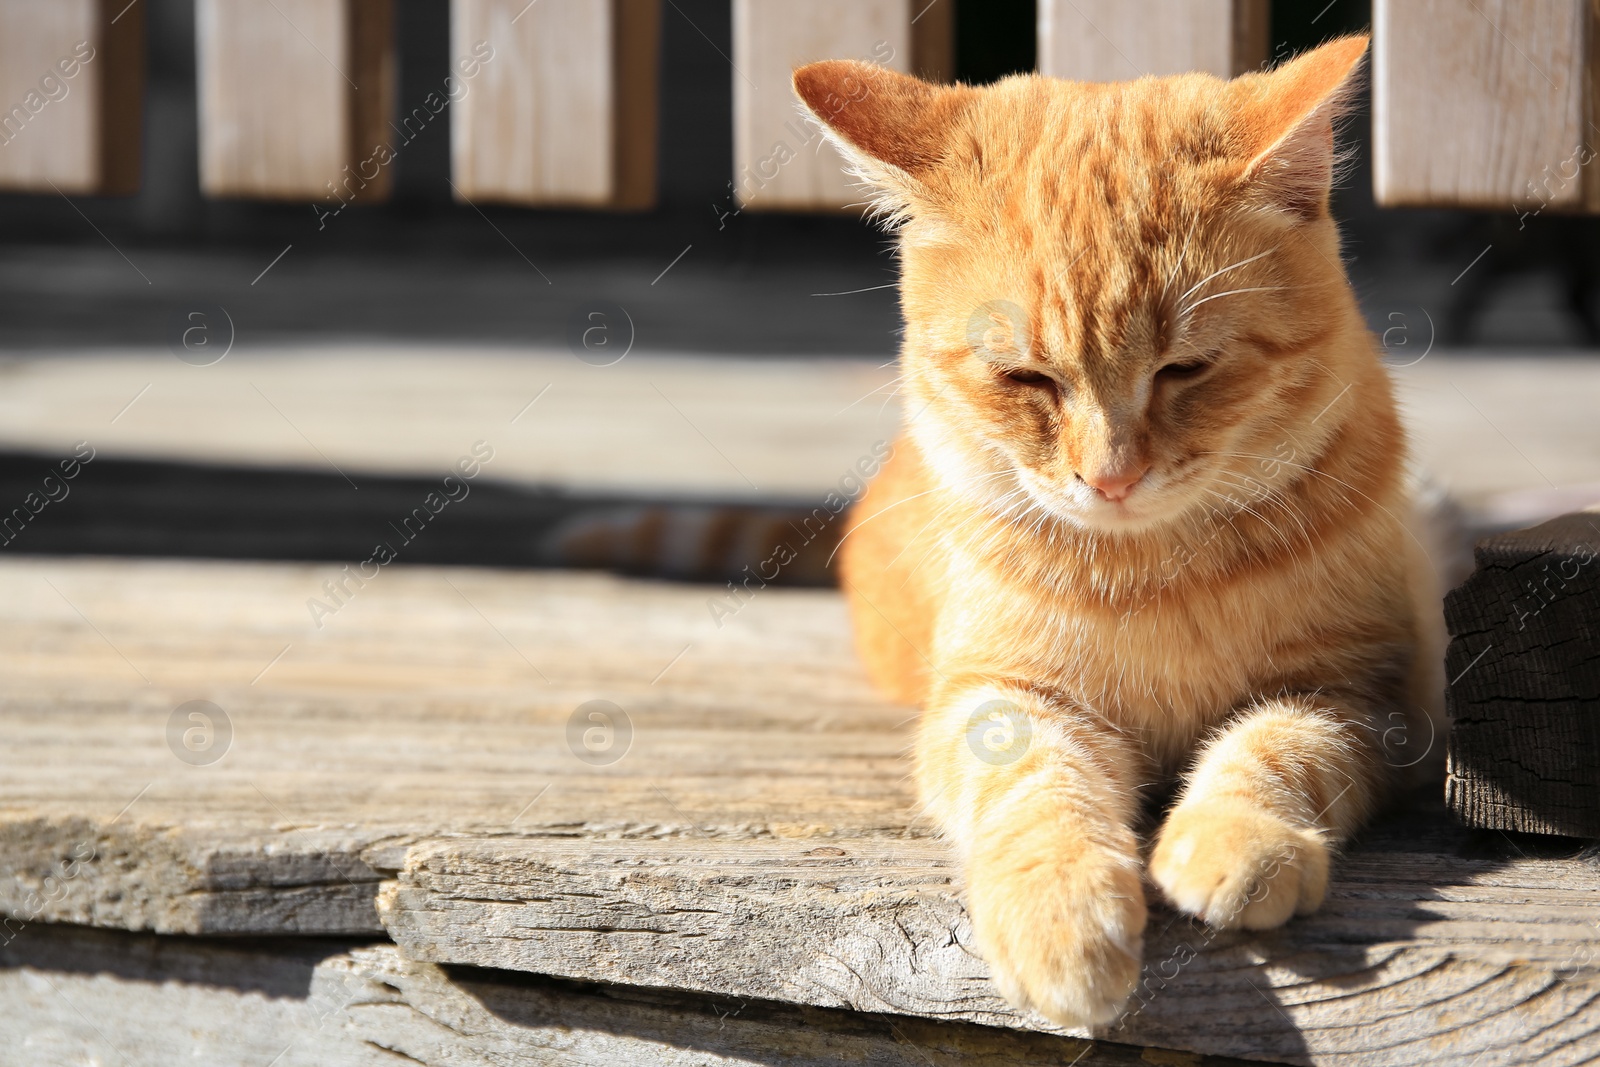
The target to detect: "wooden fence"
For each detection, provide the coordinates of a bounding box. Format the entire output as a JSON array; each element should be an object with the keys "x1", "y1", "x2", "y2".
[{"x1": 0, "y1": 0, "x2": 1595, "y2": 211}]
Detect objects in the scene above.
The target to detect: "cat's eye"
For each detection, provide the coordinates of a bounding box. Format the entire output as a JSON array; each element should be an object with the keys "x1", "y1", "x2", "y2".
[
  {"x1": 1155, "y1": 359, "x2": 1211, "y2": 384},
  {"x1": 1002, "y1": 368, "x2": 1054, "y2": 387}
]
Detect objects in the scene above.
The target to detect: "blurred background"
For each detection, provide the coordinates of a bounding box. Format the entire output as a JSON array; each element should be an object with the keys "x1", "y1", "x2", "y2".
[{"x1": 1, "y1": 0, "x2": 1598, "y2": 580}]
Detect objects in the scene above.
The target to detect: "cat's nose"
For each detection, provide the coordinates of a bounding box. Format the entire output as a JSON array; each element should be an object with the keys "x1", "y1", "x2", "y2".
[{"x1": 1079, "y1": 466, "x2": 1146, "y2": 502}]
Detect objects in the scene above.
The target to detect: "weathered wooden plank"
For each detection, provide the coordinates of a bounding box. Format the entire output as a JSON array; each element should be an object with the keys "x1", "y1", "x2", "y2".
[
  {"x1": 0, "y1": 558, "x2": 916, "y2": 936},
  {"x1": 6, "y1": 557, "x2": 1600, "y2": 1064},
  {"x1": 1387, "y1": 356, "x2": 1600, "y2": 508},
  {"x1": 0, "y1": 924, "x2": 386, "y2": 1066},
  {"x1": 348, "y1": 0, "x2": 393, "y2": 199},
  {"x1": 1036, "y1": 0, "x2": 1268, "y2": 81},
  {"x1": 0, "y1": 347, "x2": 902, "y2": 501},
  {"x1": 1, "y1": 926, "x2": 1255, "y2": 1067},
  {"x1": 450, "y1": 0, "x2": 660, "y2": 208},
  {"x1": 1372, "y1": 0, "x2": 1592, "y2": 210},
  {"x1": 378, "y1": 806, "x2": 1600, "y2": 1065},
  {"x1": 732, "y1": 0, "x2": 952, "y2": 211},
  {"x1": 332, "y1": 943, "x2": 1262, "y2": 1066},
  {"x1": 909, "y1": 0, "x2": 955, "y2": 84},
  {"x1": 0, "y1": 0, "x2": 143, "y2": 194},
  {"x1": 1444, "y1": 509, "x2": 1600, "y2": 837},
  {"x1": 197, "y1": 0, "x2": 395, "y2": 201},
  {"x1": 612, "y1": 0, "x2": 661, "y2": 209},
  {"x1": 0, "y1": 349, "x2": 1595, "y2": 511}
]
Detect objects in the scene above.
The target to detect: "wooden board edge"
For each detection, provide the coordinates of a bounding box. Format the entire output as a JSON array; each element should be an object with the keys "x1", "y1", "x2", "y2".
[
  {"x1": 1586, "y1": 0, "x2": 1600, "y2": 212},
  {"x1": 96, "y1": 0, "x2": 145, "y2": 195},
  {"x1": 346, "y1": 0, "x2": 395, "y2": 204},
  {"x1": 1230, "y1": 0, "x2": 1270, "y2": 77},
  {"x1": 3, "y1": 926, "x2": 1262, "y2": 1067},
  {"x1": 1369, "y1": 0, "x2": 1396, "y2": 207},
  {"x1": 611, "y1": 0, "x2": 661, "y2": 210},
  {"x1": 379, "y1": 832, "x2": 1600, "y2": 1065},
  {"x1": 336, "y1": 942, "x2": 1260, "y2": 1067},
  {"x1": 910, "y1": 0, "x2": 954, "y2": 82}
]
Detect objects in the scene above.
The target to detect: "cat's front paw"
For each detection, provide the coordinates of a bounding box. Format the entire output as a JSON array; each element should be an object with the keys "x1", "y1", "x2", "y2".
[
  {"x1": 965, "y1": 826, "x2": 1147, "y2": 1027},
  {"x1": 1149, "y1": 795, "x2": 1329, "y2": 930}
]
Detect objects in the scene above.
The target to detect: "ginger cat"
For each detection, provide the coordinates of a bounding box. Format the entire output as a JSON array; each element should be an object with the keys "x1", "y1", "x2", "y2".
[{"x1": 794, "y1": 36, "x2": 1446, "y2": 1027}]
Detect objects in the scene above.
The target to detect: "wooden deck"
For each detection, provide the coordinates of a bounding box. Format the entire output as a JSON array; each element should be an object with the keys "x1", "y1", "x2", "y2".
[
  {"x1": 3, "y1": 345, "x2": 1599, "y2": 1062},
  {"x1": 0, "y1": 345, "x2": 1597, "y2": 507},
  {"x1": 5, "y1": 555, "x2": 1600, "y2": 1065}
]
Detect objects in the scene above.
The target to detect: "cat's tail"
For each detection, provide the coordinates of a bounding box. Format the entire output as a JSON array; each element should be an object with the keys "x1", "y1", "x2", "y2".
[{"x1": 539, "y1": 502, "x2": 843, "y2": 587}]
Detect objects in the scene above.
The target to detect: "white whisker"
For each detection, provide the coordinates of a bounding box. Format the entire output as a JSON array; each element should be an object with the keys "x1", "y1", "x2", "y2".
[
  {"x1": 1175, "y1": 248, "x2": 1275, "y2": 307},
  {"x1": 1181, "y1": 285, "x2": 1290, "y2": 316},
  {"x1": 899, "y1": 485, "x2": 1033, "y2": 588},
  {"x1": 1205, "y1": 481, "x2": 1295, "y2": 554},
  {"x1": 1209, "y1": 479, "x2": 1312, "y2": 556},
  {"x1": 828, "y1": 467, "x2": 1017, "y2": 567},
  {"x1": 1200, "y1": 449, "x2": 1431, "y2": 556},
  {"x1": 882, "y1": 469, "x2": 1021, "y2": 569},
  {"x1": 1212, "y1": 470, "x2": 1316, "y2": 546},
  {"x1": 835, "y1": 374, "x2": 905, "y2": 416}
]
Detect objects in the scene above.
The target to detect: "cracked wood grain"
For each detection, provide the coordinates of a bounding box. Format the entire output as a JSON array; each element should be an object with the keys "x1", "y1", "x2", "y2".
[
  {"x1": 380, "y1": 803, "x2": 1600, "y2": 1066},
  {"x1": 8, "y1": 557, "x2": 1600, "y2": 1063},
  {"x1": 1, "y1": 924, "x2": 1259, "y2": 1066},
  {"x1": 0, "y1": 559, "x2": 918, "y2": 935},
  {"x1": 330, "y1": 943, "x2": 1262, "y2": 1066},
  {"x1": 1445, "y1": 511, "x2": 1600, "y2": 837}
]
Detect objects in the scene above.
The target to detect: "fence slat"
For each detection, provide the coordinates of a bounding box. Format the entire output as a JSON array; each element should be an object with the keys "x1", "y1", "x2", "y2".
[
  {"x1": 1037, "y1": 0, "x2": 1267, "y2": 82},
  {"x1": 197, "y1": 0, "x2": 394, "y2": 202},
  {"x1": 0, "y1": 0, "x2": 143, "y2": 194},
  {"x1": 732, "y1": 0, "x2": 951, "y2": 212},
  {"x1": 449, "y1": 0, "x2": 660, "y2": 209},
  {"x1": 1372, "y1": 0, "x2": 1591, "y2": 210}
]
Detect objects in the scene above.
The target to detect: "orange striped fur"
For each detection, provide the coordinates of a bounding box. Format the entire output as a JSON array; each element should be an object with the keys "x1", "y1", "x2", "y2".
[{"x1": 795, "y1": 37, "x2": 1447, "y2": 1026}]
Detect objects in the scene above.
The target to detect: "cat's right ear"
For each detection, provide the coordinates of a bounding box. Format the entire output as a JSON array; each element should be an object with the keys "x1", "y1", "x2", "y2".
[
  {"x1": 792, "y1": 60, "x2": 972, "y2": 212},
  {"x1": 1232, "y1": 35, "x2": 1369, "y2": 219}
]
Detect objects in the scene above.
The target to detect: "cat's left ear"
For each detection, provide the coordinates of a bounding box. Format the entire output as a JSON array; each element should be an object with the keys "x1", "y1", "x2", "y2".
[
  {"x1": 792, "y1": 60, "x2": 974, "y2": 213},
  {"x1": 1232, "y1": 34, "x2": 1369, "y2": 218}
]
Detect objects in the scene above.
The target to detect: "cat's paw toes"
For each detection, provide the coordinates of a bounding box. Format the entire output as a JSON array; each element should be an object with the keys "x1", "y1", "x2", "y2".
[
  {"x1": 1149, "y1": 796, "x2": 1329, "y2": 931},
  {"x1": 966, "y1": 835, "x2": 1147, "y2": 1027}
]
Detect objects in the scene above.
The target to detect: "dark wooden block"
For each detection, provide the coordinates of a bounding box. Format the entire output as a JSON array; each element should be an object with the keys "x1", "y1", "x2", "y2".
[{"x1": 1444, "y1": 510, "x2": 1600, "y2": 837}]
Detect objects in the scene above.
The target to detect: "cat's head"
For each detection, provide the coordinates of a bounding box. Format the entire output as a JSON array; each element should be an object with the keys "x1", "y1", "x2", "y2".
[{"x1": 796, "y1": 37, "x2": 1372, "y2": 536}]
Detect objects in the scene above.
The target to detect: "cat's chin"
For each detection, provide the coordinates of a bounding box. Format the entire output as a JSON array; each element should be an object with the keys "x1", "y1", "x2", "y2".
[
  {"x1": 1011, "y1": 473, "x2": 1185, "y2": 537},
  {"x1": 1054, "y1": 499, "x2": 1177, "y2": 536}
]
